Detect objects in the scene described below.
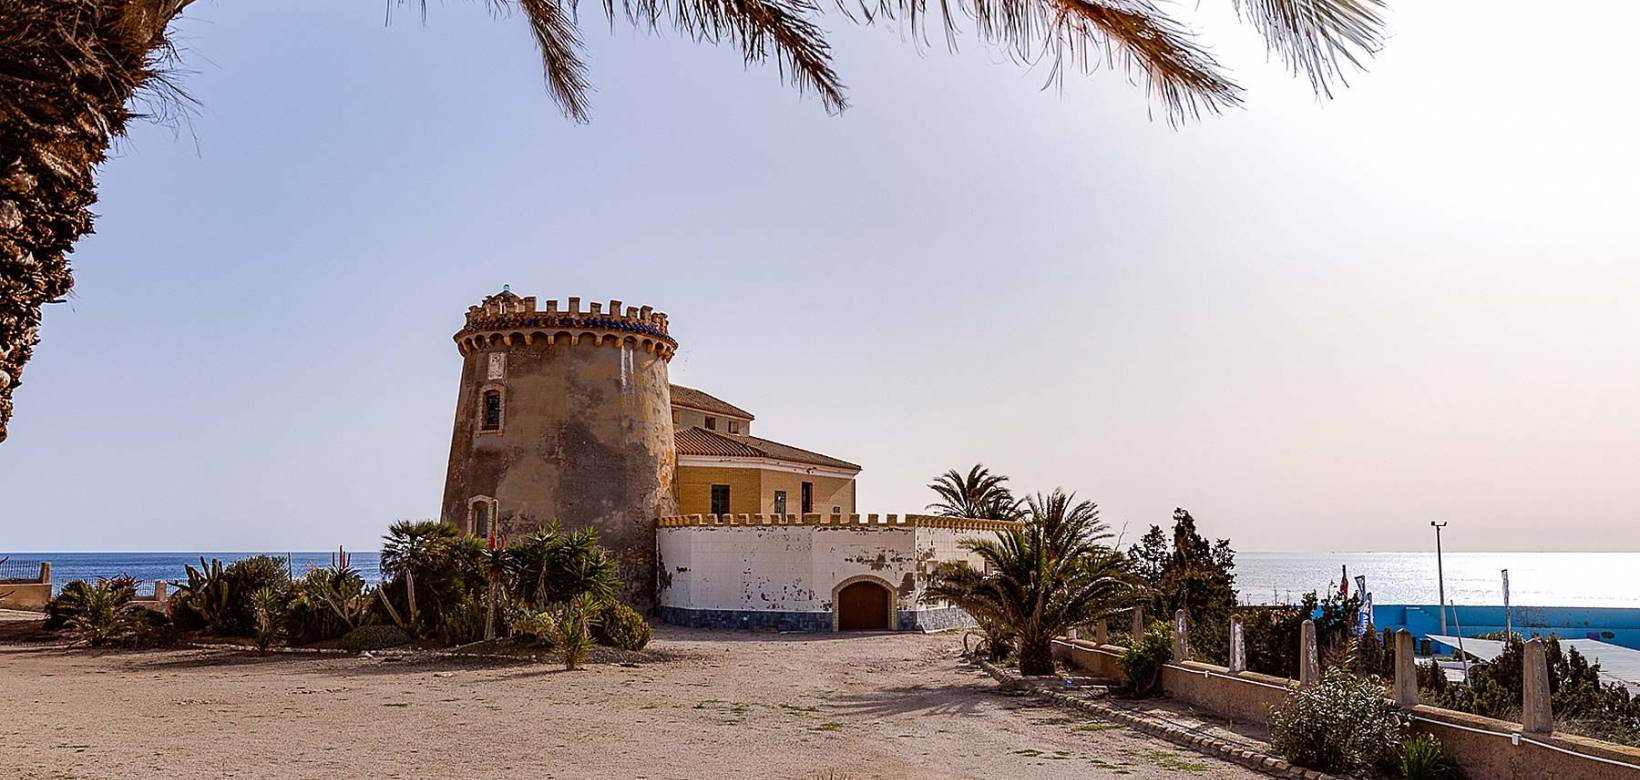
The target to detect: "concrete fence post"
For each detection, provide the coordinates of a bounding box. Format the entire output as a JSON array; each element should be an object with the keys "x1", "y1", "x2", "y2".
[
  {"x1": 1131, "y1": 606, "x2": 1145, "y2": 645},
  {"x1": 1173, "y1": 609, "x2": 1191, "y2": 661},
  {"x1": 1522, "y1": 638, "x2": 1554, "y2": 735},
  {"x1": 39, "y1": 561, "x2": 51, "y2": 584},
  {"x1": 1094, "y1": 619, "x2": 1109, "y2": 646},
  {"x1": 1299, "y1": 619, "x2": 1320, "y2": 687},
  {"x1": 1393, "y1": 630, "x2": 1419, "y2": 706},
  {"x1": 1229, "y1": 614, "x2": 1246, "y2": 673},
  {"x1": 154, "y1": 580, "x2": 169, "y2": 604}
]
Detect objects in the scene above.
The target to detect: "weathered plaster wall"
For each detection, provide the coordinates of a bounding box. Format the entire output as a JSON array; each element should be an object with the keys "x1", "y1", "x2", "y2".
[
  {"x1": 655, "y1": 517, "x2": 994, "y2": 631},
  {"x1": 441, "y1": 335, "x2": 677, "y2": 607}
]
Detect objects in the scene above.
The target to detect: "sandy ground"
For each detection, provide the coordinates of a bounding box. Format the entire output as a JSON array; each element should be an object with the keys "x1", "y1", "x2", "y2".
[{"x1": 1, "y1": 625, "x2": 1264, "y2": 779}]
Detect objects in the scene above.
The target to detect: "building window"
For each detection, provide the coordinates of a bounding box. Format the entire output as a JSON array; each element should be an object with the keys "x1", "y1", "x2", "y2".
[
  {"x1": 801, "y1": 482, "x2": 814, "y2": 514},
  {"x1": 672, "y1": 410, "x2": 682, "y2": 425},
  {"x1": 773, "y1": 490, "x2": 787, "y2": 516},
  {"x1": 710, "y1": 484, "x2": 731, "y2": 516},
  {"x1": 469, "y1": 497, "x2": 496, "y2": 538},
  {"x1": 705, "y1": 416, "x2": 717, "y2": 430},
  {"x1": 480, "y1": 388, "x2": 503, "y2": 432},
  {"x1": 728, "y1": 420, "x2": 740, "y2": 434}
]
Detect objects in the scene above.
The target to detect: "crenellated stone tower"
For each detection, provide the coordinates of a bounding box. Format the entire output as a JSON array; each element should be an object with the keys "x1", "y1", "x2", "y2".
[{"x1": 440, "y1": 288, "x2": 679, "y2": 607}]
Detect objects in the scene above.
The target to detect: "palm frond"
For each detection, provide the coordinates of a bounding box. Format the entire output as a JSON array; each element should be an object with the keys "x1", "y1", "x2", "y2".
[
  {"x1": 1232, "y1": 0, "x2": 1385, "y2": 97},
  {"x1": 519, "y1": 0, "x2": 594, "y2": 122},
  {"x1": 1044, "y1": 0, "x2": 1242, "y2": 123},
  {"x1": 851, "y1": 0, "x2": 1241, "y2": 123},
  {"x1": 621, "y1": 0, "x2": 847, "y2": 112}
]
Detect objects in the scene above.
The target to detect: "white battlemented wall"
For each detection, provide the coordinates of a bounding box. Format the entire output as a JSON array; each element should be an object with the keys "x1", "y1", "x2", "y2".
[{"x1": 654, "y1": 513, "x2": 1007, "y2": 631}]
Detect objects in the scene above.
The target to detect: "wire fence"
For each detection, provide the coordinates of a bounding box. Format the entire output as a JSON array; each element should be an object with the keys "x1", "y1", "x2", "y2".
[{"x1": 0, "y1": 557, "x2": 45, "y2": 582}]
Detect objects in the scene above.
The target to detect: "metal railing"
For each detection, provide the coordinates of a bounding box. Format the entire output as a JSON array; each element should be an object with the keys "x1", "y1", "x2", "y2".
[{"x1": 0, "y1": 557, "x2": 45, "y2": 582}]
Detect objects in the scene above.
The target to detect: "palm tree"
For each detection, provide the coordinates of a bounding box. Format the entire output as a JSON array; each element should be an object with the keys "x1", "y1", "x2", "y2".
[
  {"x1": 0, "y1": 0, "x2": 1384, "y2": 441},
  {"x1": 379, "y1": 519, "x2": 460, "y2": 633},
  {"x1": 927, "y1": 488, "x2": 1138, "y2": 675},
  {"x1": 927, "y1": 464, "x2": 1021, "y2": 520}
]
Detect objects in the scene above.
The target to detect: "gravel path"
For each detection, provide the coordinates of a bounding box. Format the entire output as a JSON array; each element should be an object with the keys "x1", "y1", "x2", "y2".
[{"x1": 1, "y1": 625, "x2": 1264, "y2": 779}]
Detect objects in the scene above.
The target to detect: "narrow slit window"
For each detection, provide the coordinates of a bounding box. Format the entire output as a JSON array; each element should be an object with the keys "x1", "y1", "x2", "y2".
[
  {"x1": 481, "y1": 390, "x2": 503, "y2": 431},
  {"x1": 473, "y1": 501, "x2": 491, "y2": 538}
]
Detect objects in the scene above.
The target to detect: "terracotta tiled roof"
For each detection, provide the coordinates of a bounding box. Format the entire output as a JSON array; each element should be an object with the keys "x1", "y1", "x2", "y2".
[
  {"x1": 669, "y1": 384, "x2": 754, "y2": 420},
  {"x1": 674, "y1": 427, "x2": 860, "y2": 471}
]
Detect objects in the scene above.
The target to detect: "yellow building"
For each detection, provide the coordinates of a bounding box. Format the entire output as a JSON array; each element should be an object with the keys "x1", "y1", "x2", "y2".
[{"x1": 669, "y1": 384, "x2": 859, "y2": 518}]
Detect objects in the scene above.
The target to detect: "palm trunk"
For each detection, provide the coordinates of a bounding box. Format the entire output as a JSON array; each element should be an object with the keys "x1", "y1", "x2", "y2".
[
  {"x1": 1018, "y1": 632, "x2": 1056, "y2": 676},
  {"x1": 483, "y1": 579, "x2": 497, "y2": 641},
  {"x1": 403, "y1": 569, "x2": 419, "y2": 633},
  {"x1": 0, "y1": 0, "x2": 188, "y2": 442}
]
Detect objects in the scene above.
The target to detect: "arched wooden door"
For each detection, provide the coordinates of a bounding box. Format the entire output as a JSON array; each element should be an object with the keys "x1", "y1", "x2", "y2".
[{"x1": 836, "y1": 580, "x2": 891, "y2": 631}]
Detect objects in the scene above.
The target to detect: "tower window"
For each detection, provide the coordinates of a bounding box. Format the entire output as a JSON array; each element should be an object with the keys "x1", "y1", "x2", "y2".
[
  {"x1": 481, "y1": 389, "x2": 503, "y2": 432},
  {"x1": 672, "y1": 410, "x2": 682, "y2": 425},
  {"x1": 728, "y1": 420, "x2": 740, "y2": 434},
  {"x1": 773, "y1": 490, "x2": 787, "y2": 516},
  {"x1": 705, "y1": 416, "x2": 717, "y2": 430},
  {"x1": 801, "y1": 482, "x2": 814, "y2": 514},
  {"x1": 469, "y1": 497, "x2": 496, "y2": 538},
  {"x1": 710, "y1": 484, "x2": 731, "y2": 516}
]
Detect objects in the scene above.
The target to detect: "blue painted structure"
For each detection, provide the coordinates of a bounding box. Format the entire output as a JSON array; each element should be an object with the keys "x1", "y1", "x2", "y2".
[{"x1": 1372, "y1": 604, "x2": 1640, "y2": 650}]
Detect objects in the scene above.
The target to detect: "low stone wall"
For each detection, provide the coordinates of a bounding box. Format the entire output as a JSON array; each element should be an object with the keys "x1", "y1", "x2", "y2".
[
  {"x1": 0, "y1": 561, "x2": 51, "y2": 610},
  {"x1": 1405, "y1": 705, "x2": 1640, "y2": 780},
  {"x1": 1162, "y1": 661, "x2": 1291, "y2": 727},
  {"x1": 1051, "y1": 622, "x2": 1640, "y2": 780},
  {"x1": 0, "y1": 581, "x2": 50, "y2": 610}
]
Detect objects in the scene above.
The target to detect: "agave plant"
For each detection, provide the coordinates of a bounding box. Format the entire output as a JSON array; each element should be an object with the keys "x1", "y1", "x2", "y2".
[
  {"x1": 544, "y1": 592, "x2": 604, "y2": 671},
  {"x1": 301, "y1": 564, "x2": 371, "y2": 631},
  {"x1": 926, "y1": 465, "x2": 1022, "y2": 520},
  {"x1": 250, "y1": 586, "x2": 288, "y2": 655},
  {"x1": 927, "y1": 489, "x2": 1139, "y2": 675}
]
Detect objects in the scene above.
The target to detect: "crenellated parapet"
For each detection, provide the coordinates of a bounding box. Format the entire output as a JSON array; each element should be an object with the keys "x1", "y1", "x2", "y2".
[
  {"x1": 454, "y1": 289, "x2": 677, "y2": 359},
  {"x1": 657, "y1": 513, "x2": 1023, "y2": 533}
]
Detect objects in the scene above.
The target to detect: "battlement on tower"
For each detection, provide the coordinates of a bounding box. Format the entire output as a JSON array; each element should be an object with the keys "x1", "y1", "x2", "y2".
[{"x1": 454, "y1": 290, "x2": 677, "y2": 358}]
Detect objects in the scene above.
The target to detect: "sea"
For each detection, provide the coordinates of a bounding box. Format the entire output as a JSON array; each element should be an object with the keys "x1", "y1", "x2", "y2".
[{"x1": 5, "y1": 550, "x2": 1637, "y2": 607}]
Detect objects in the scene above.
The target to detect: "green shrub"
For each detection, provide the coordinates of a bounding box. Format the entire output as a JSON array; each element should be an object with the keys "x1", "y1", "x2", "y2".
[
  {"x1": 1119, "y1": 621, "x2": 1173, "y2": 695},
  {"x1": 595, "y1": 602, "x2": 653, "y2": 651},
  {"x1": 437, "y1": 591, "x2": 486, "y2": 646},
  {"x1": 340, "y1": 624, "x2": 411, "y2": 652},
  {"x1": 50, "y1": 578, "x2": 142, "y2": 646},
  {"x1": 508, "y1": 607, "x2": 555, "y2": 645},
  {"x1": 1270, "y1": 666, "x2": 1404, "y2": 775},
  {"x1": 222, "y1": 556, "x2": 291, "y2": 633},
  {"x1": 1400, "y1": 732, "x2": 1460, "y2": 780},
  {"x1": 286, "y1": 566, "x2": 370, "y2": 645}
]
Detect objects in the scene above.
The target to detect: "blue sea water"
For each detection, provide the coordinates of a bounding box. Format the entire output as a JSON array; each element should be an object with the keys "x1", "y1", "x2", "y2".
[
  {"x1": 3, "y1": 551, "x2": 382, "y2": 595},
  {"x1": 4, "y1": 550, "x2": 1637, "y2": 607}
]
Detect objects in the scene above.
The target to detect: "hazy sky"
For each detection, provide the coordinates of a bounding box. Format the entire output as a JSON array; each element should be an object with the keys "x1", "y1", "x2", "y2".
[{"x1": 2, "y1": 1, "x2": 1637, "y2": 553}]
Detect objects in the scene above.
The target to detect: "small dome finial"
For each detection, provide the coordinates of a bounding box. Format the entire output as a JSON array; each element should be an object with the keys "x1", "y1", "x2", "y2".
[{"x1": 502, "y1": 284, "x2": 510, "y2": 294}]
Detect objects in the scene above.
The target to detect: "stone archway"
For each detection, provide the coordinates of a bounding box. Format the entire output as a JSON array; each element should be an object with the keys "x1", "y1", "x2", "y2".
[{"x1": 832, "y1": 576, "x2": 895, "y2": 631}]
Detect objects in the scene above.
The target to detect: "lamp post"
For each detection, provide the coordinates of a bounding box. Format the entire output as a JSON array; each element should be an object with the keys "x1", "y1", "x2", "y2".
[{"x1": 1431, "y1": 521, "x2": 1448, "y2": 634}]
